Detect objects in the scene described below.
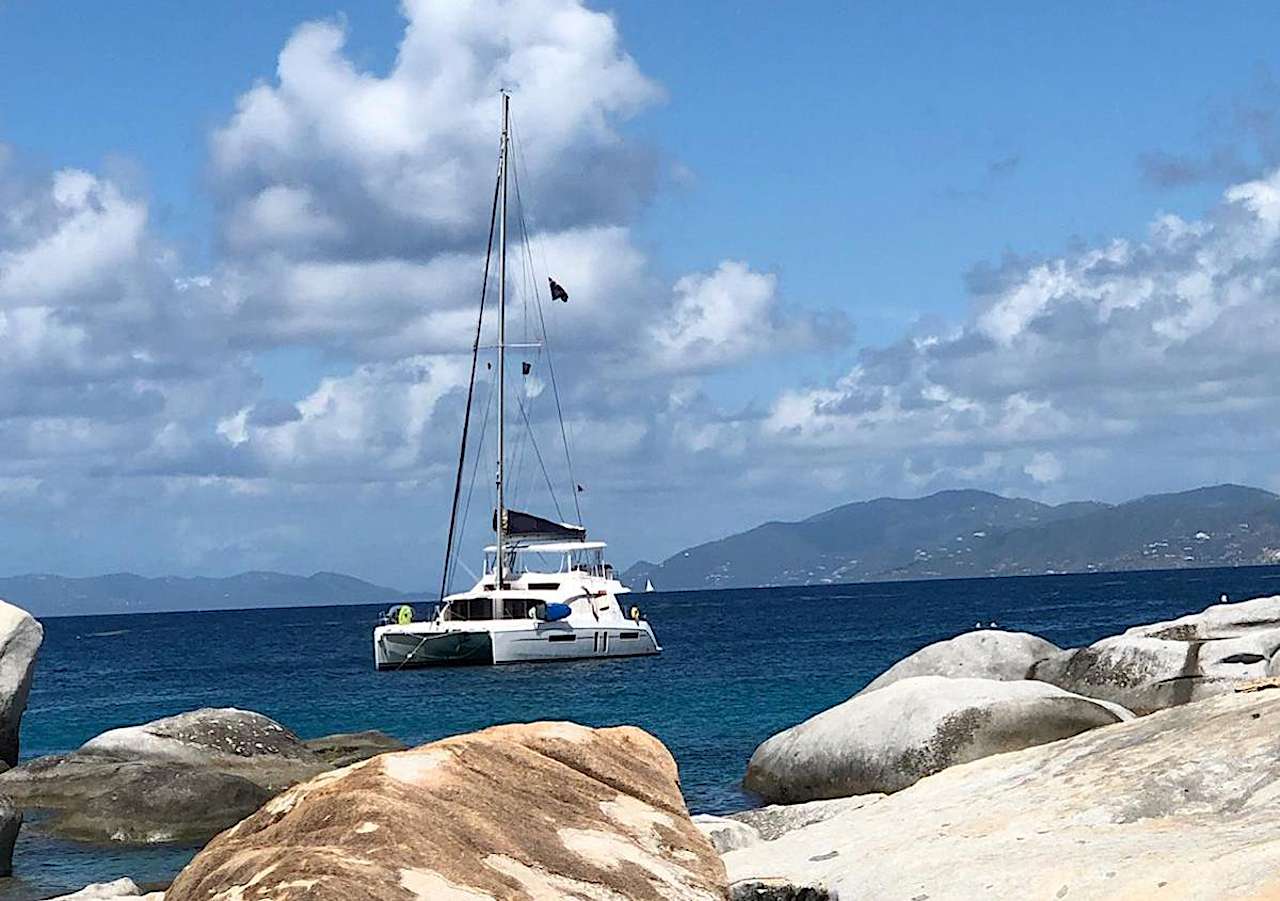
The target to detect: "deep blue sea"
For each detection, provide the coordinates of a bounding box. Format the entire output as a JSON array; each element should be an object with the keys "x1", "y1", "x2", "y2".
[{"x1": 9, "y1": 563, "x2": 1280, "y2": 898}]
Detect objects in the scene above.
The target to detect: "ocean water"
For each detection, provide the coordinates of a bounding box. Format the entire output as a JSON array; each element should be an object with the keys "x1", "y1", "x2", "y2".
[{"x1": 9, "y1": 563, "x2": 1280, "y2": 898}]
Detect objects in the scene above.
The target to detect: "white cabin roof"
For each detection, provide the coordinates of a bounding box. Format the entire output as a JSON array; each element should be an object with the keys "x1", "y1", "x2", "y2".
[{"x1": 484, "y1": 540, "x2": 607, "y2": 553}]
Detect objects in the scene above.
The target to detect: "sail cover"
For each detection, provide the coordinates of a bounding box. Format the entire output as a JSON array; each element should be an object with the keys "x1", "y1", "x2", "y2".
[{"x1": 493, "y1": 509, "x2": 587, "y2": 542}]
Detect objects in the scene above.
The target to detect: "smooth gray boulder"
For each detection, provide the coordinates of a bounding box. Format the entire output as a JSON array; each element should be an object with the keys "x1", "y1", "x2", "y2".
[
  {"x1": 0, "y1": 708, "x2": 402, "y2": 844},
  {"x1": 0, "y1": 795, "x2": 18, "y2": 876},
  {"x1": 301, "y1": 729, "x2": 407, "y2": 767},
  {"x1": 700, "y1": 796, "x2": 885, "y2": 855},
  {"x1": 728, "y1": 795, "x2": 882, "y2": 842},
  {"x1": 1033, "y1": 594, "x2": 1280, "y2": 713},
  {"x1": 745, "y1": 676, "x2": 1131, "y2": 803},
  {"x1": 724, "y1": 689, "x2": 1280, "y2": 899},
  {"x1": 47, "y1": 878, "x2": 164, "y2": 900},
  {"x1": 694, "y1": 814, "x2": 761, "y2": 853},
  {"x1": 80, "y1": 707, "x2": 320, "y2": 790},
  {"x1": 45, "y1": 762, "x2": 271, "y2": 843},
  {"x1": 0, "y1": 752, "x2": 273, "y2": 845},
  {"x1": 860, "y1": 629, "x2": 1060, "y2": 694},
  {"x1": 0, "y1": 599, "x2": 43, "y2": 767}
]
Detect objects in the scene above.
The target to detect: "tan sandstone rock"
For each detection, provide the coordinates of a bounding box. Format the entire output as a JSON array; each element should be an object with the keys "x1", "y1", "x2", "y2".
[
  {"x1": 166, "y1": 721, "x2": 728, "y2": 901},
  {"x1": 725, "y1": 689, "x2": 1280, "y2": 899}
]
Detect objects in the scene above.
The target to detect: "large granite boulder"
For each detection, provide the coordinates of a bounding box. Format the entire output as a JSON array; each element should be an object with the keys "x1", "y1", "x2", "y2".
[
  {"x1": 0, "y1": 599, "x2": 43, "y2": 767},
  {"x1": 724, "y1": 689, "x2": 1280, "y2": 898},
  {"x1": 1033, "y1": 593, "x2": 1280, "y2": 713},
  {"x1": 745, "y1": 676, "x2": 1131, "y2": 803},
  {"x1": 860, "y1": 629, "x2": 1060, "y2": 694},
  {"x1": 0, "y1": 708, "x2": 402, "y2": 844},
  {"x1": 0, "y1": 795, "x2": 18, "y2": 877},
  {"x1": 166, "y1": 721, "x2": 728, "y2": 901}
]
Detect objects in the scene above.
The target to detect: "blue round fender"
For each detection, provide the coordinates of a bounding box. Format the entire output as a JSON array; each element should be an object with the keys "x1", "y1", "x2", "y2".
[{"x1": 541, "y1": 602, "x2": 572, "y2": 622}]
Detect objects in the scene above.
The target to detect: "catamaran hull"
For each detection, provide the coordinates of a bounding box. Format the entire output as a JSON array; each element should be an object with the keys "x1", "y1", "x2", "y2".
[
  {"x1": 374, "y1": 625, "x2": 660, "y2": 669},
  {"x1": 492, "y1": 626, "x2": 660, "y2": 663},
  {"x1": 374, "y1": 630, "x2": 494, "y2": 669}
]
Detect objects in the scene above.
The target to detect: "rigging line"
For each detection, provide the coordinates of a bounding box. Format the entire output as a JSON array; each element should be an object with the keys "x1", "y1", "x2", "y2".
[
  {"x1": 439, "y1": 166, "x2": 502, "y2": 601},
  {"x1": 452, "y1": 377, "x2": 493, "y2": 593},
  {"x1": 513, "y1": 390, "x2": 565, "y2": 521},
  {"x1": 509, "y1": 127, "x2": 583, "y2": 525},
  {"x1": 505, "y1": 128, "x2": 552, "y2": 517}
]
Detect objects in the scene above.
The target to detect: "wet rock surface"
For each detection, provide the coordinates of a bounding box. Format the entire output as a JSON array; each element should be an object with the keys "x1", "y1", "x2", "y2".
[
  {"x1": 166, "y1": 721, "x2": 728, "y2": 901},
  {"x1": 744, "y1": 675, "x2": 1130, "y2": 803},
  {"x1": 0, "y1": 708, "x2": 403, "y2": 845},
  {"x1": 724, "y1": 689, "x2": 1280, "y2": 898},
  {"x1": 859, "y1": 629, "x2": 1060, "y2": 694},
  {"x1": 0, "y1": 794, "x2": 19, "y2": 877},
  {"x1": 729, "y1": 881, "x2": 831, "y2": 901},
  {"x1": 1033, "y1": 594, "x2": 1280, "y2": 712}
]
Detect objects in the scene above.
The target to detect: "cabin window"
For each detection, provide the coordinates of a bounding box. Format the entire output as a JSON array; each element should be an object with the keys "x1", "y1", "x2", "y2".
[
  {"x1": 619, "y1": 631, "x2": 639, "y2": 639},
  {"x1": 446, "y1": 597, "x2": 494, "y2": 621},
  {"x1": 547, "y1": 634, "x2": 576, "y2": 642},
  {"x1": 527, "y1": 581, "x2": 560, "y2": 590},
  {"x1": 500, "y1": 597, "x2": 540, "y2": 619}
]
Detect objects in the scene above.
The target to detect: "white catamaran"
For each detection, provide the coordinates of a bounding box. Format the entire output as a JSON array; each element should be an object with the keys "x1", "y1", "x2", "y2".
[{"x1": 373, "y1": 94, "x2": 660, "y2": 669}]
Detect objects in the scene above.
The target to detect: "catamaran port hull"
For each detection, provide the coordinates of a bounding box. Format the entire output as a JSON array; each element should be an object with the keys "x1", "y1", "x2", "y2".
[
  {"x1": 374, "y1": 630, "x2": 493, "y2": 668},
  {"x1": 374, "y1": 623, "x2": 660, "y2": 669}
]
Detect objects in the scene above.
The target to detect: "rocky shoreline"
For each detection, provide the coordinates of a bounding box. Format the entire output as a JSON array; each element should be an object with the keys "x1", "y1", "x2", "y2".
[{"x1": 1, "y1": 592, "x2": 1279, "y2": 898}]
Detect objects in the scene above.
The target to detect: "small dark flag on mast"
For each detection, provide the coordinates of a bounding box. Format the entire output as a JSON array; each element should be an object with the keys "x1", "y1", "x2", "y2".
[
  {"x1": 522, "y1": 361, "x2": 532, "y2": 376},
  {"x1": 576, "y1": 484, "x2": 585, "y2": 492},
  {"x1": 549, "y1": 277, "x2": 569, "y2": 302}
]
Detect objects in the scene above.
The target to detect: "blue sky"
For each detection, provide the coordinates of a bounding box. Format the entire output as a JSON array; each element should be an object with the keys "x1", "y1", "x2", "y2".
[
  {"x1": 2, "y1": 1, "x2": 1280, "y2": 587},
  {"x1": 5, "y1": 0, "x2": 1259, "y2": 402}
]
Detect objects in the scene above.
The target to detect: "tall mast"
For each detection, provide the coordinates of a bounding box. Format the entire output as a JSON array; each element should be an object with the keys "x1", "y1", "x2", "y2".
[{"x1": 495, "y1": 92, "x2": 510, "y2": 592}]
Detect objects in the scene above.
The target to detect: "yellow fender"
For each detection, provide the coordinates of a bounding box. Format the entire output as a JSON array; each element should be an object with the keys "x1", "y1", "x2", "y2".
[
  {"x1": 397, "y1": 604, "x2": 414, "y2": 625},
  {"x1": 629, "y1": 605, "x2": 641, "y2": 623}
]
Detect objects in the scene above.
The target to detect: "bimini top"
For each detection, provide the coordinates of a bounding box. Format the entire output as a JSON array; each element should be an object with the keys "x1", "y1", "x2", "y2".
[{"x1": 484, "y1": 540, "x2": 607, "y2": 554}]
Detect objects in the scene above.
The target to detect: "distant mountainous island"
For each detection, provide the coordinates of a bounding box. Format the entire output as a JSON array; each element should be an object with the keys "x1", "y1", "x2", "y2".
[
  {"x1": 623, "y1": 484, "x2": 1280, "y2": 591},
  {"x1": 9, "y1": 483, "x2": 1280, "y2": 615},
  {"x1": 0, "y1": 571, "x2": 406, "y2": 618}
]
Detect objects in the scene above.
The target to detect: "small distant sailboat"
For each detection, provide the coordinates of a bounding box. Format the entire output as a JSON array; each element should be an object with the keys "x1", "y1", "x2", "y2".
[
  {"x1": 645, "y1": 579, "x2": 655, "y2": 593},
  {"x1": 373, "y1": 94, "x2": 660, "y2": 669}
]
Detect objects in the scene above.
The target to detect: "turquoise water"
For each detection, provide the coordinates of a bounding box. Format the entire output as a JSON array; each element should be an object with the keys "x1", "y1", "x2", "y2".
[{"x1": 9, "y1": 564, "x2": 1280, "y2": 898}]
